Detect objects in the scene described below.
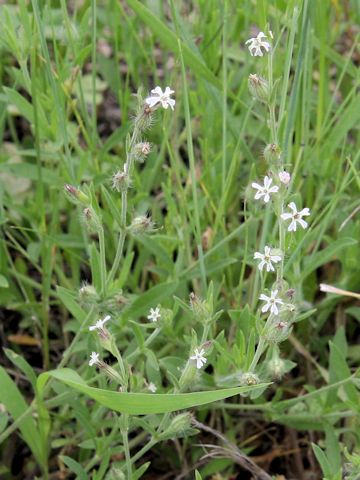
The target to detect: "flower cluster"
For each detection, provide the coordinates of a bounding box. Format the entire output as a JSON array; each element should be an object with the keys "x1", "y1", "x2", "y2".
[{"x1": 244, "y1": 28, "x2": 311, "y2": 378}]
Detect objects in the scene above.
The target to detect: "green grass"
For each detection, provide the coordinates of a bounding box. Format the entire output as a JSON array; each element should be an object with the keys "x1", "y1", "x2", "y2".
[{"x1": 0, "y1": 0, "x2": 360, "y2": 478}]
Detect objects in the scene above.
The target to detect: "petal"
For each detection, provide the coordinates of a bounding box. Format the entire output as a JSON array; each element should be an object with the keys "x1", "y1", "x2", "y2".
[
  {"x1": 258, "y1": 260, "x2": 266, "y2": 271},
  {"x1": 267, "y1": 262, "x2": 275, "y2": 272},
  {"x1": 299, "y1": 208, "x2": 310, "y2": 216},
  {"x1": 168, "y1": 98, "x2": 176, "y2": 110},
  {"x1": 288, "y1": 220, "x2": 297, "y2": 232},
  {"x1": 145, "y1": 96, "x2": 160, "y2": 107},
  {"x1": 164, "y1": 86, "x2": 174, "y2": 95},
  {"x1": 269, "y1": 186, "x2": 279, "y2": 193},
  {"x1": 264, "y1": 246, "x2": 271, "y2": 255},
  {"x1": 251, "y1": 182, "x2": 262, "y2": 190},
  {"x1": 281, "y1": 213, "x2": 292, "y2": 221},
  {"x1": 263, "y1": 193, "x2": 270, "y2": 203},
  {"x1": 254, "y1": 191, "x2": 264, "y2": 200},
  {"x1": 259, "y1": 294, "x2": 269, "y2": 301},
  {"x1": 254, "y1": 252, "x2": 263, "y2": 259},
  {"x1": 262, "y1": 303, "x2": 270, "y2": 313},
  {"x1": 298, "y1": 218, "x2": 308, "y2": 229},
  {"x1": 288, "y1": 202, "x2": 297, "y2": 212},
  {"x1": 263, "y1": 176, "x2": 272, "y2": 188},
  {"x1": 272, "y1": 255, "x2": 282, "y2": 263},
  {"x1": 89, "y1": 325, "x2": 96, "y2": 331},
  {"x1": 151, "y1": 86, "x2": 163, "y2": 95},
  {"x1": 271, "y1": 304, "x2": 279, "y2": 315}
]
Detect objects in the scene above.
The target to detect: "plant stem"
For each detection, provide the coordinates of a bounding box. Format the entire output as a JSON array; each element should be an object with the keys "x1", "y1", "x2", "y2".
[
  {"x1": 98, "y1": 227, "x2": 107, "y2": 297},
  {"x1": 120, "y1": 414, "x2": 132, "y2": 478}
]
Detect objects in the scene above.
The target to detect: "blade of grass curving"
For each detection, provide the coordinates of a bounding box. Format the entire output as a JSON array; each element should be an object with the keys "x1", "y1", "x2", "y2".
[{"x1": 37, "y1": 368, "x2": 269, "y2": 415}]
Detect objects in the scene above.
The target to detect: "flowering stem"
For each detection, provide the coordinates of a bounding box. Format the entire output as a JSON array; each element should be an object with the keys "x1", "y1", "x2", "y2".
[
  {"x1": 98, "y1": 227, "x2": 107, "y2": 297},
  {"x1": 106, "y1": 114, "x2": 144, "y2": 287},
  {"x1": 120, "y1": 414, "x2": 132, "y2": 478}
]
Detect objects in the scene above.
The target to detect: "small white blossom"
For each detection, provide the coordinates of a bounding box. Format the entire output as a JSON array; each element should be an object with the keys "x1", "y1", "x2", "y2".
[
  {"x1": 147, "y1": 307, "x2": 161, "y2": 322},
  {"x1": 278, "y1": 171, "x2": 291, "y2": 185},
  {"x1": 89, "y1": 315, "x2": 111, "y2": 332},
  {"x1": 190, "y1": 348, "x2": 207, "y2": 369},
  {"x1": 281, "y1": 202, "x2": 310, "y2": 232},
  {"x1": 148, "y1": 382, "x2": 157, "y2": 393},
  {"x1": 252, "y1": 176, "x2": 279, "y2": 203},
  {"x1": 259, "y1": 290, "x2": 284, "y2": 316},
  {"x1": 145, "y1": 86, "x2": 175, "y2": 110},
  {"x1": 254, "y1": 246, "x2": 282, "y2": 272},
  {"x1": 89, "y1": 351, "x2": 100, "y2": 367},
  {"x1": 245, "y1": 31, "x2": 271, "y2": 57}
]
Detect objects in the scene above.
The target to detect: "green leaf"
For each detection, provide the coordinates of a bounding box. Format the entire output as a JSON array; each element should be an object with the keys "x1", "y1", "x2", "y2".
[
  {"x1": 56, "y1": 286, "x2": 87, "y2": 323},
  {"x1": 301, "y1": 238, "x2": 357, "y2": 280},
  {"x1": 0, "y1": 274, "x2": 9, "y2": 288},
  {"x1": 37, "y1": 368, "x2": 268, "y2": 415},
  {"x1": 0, "y1": 366, "x2": 42, "y2": 465},
  {"x1": 3, "y1": 348, "x2": 37, "y2": 390},
  {"x1": 59, "y1": 455, "x2": 88, "y2": 480}
]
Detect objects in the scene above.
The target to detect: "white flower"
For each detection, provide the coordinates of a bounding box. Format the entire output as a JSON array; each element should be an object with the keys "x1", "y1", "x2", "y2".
[
  {"x1": 245, "y1": 31, "x2": 271, "y2": 57},
  {"x1": 259, "y1": 290, "x2": 284, "y2": 316},
  {"x1": 89, "y1": 315, "x2": 111, "y2": 332},
  {"x1": 145, "y1": 86, "x2": 175, "y2": 110},
  {"x1": 252, "y1": 176, "x2": 279, "y2": 203},
  {"x1": 147, "y1": 307, "x2": 161, "y2": 322},
  {"x1": 278, "y1": 171, "x2": 291, "y2": 185},
  {"x1": 190, "y1": 348, "x2": 207, "y2": 369},
  {"x1": 148, "y1": 382, "x2": 157, "y2": 393},
  {"x1": 281, "y1": 202, "x2": 310, "y2": 232},
  {"x1": 89, "y1": 351, "x2": 100, "y2": 367},
  {"x1": 254, "y1": 246, "x2": 282, "y2": 272}
]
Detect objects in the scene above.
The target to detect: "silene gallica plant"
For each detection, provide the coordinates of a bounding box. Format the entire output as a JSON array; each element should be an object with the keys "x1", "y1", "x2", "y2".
[
  {"x1": 1, "y1": 4, "x2": 359, "y2": 478},
  {"x1": 37, "y1": 28, "x2": 313, "y2": 477}
]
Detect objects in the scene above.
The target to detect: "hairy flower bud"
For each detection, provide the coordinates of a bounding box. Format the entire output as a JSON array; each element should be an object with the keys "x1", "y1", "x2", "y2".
[
  {"x1": 240, "y1": 372, "x2": 260, "y2": 386},
  {"x1": 79, "y1": 284, "x2": 99, "y2": 306},
  {"x1": 264, "y1": 320, "x2": 292, "y2": 344},
  {"x1": 248, "y1": 74, "x2": 269, "y2": 102},
  {"x1": 263, "y1": 143, "x2": 281, "y2": 166},
  {"x1": 133, "y1": 142, "x2": 152, "y2": 162},
  {"x1": 82, "y1": 207, "x2": 102, "y2": 232},
  {"x1": 129, "y1": 215, "x2": 155, "y2": 235},
  {"x1": 159, "y1": 413, "x2": 194, "y2": 440},
  {"x1": 189, "y1": 292, "x2": 212, "y2": 324},
  {"x1": 112, "y1": 169, "x2": 131, "y2": 192}
]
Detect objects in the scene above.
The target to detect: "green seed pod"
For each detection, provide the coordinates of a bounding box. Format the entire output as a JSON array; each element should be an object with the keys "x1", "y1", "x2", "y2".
[{"x1": 248, "y1": 74, "x2": 269, "y2": 102}]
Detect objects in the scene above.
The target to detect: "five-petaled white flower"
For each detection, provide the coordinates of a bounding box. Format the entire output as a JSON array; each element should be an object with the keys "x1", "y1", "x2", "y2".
[
  {"x1": 147, "y1": 307, "x2": 161, "y2": 322},
  {"x1": 252, "y1": 176, "x2": 279, "y2": 203},
  {"x1": 148, "y1": 382, "x2": 157, "y2": 393},
  {"x1": 89, "y1": 351, "x2": 100, "y2": 367},
  {"x1": 190, "y1": 348, "x2": 207, "y2": 369},
  {"x1": 145, "y1": 86, "x2": 175, "y2": 110},
  {"x1": 259, "y1": 290, "x2": 284, "y2": 316},
  {"x1": 89, "y1": 315, "x2": 111, "y2": 332},
  {"x1": 281, "y1": 202, "x2": 310, "y2": 232},
  {"x1": 245, "y1": 31, "x2": 271, "y2": 57},
  {"x1": 254, "y1": 246, "x2": 282, "y2": 272}
]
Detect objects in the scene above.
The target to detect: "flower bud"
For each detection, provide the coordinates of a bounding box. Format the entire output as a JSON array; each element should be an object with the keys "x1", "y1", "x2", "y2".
[
  {"x1": 98, "y1": 361, "x2": 123, "y2": 384},
  {"x1": 82, "y1": 207, "x2": 102, "y2": 232},
  {"x1": 159, "y1": 413, "x2": 194, "y2": 440},
  {"x1": 129, "y1": 215, "x2": 155, "y2": 235},
  {"x1": 133, "y1": 142, "x2": 152, "y2": 162},
  {"x1": 248, "y1": 74, "x2": 269, "y2": 102},
  {"x1": 112, "y1": 170, "x2": 131, "y2": 192},
  {"x1": 64, "y1": 184, "x2": 90, "y2": 205},
  {"x1": 189, "y1": 292, "x2": 212, "y2": 324},
  {"x1": 240, "y1": 372, "x2": 260, "y2": 386},
  {"x1": 279, "y1": 170, "x2": 291, "y2": 185},
  {"x1": 79, "y1": 284, "x2": 99, "y2": 306},
  {"x1": 264, "y1": 320, "x2": 292, "y2": 344},
  {"x1": 267, "y1": 356, "x2": 286, "y2": 380},
  {"x1": 179, "y1": 361, "x2": 197, "y2": 391},
  {"x1": 263, "y1": 143, "x2": 282, "y2": 165}
]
